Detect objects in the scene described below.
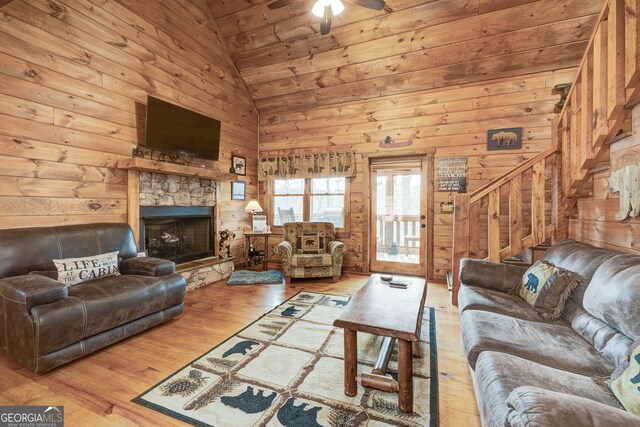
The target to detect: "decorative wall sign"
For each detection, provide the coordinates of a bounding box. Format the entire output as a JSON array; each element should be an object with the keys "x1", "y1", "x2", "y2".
[
  {"x1": 231, "y1": 155, "x2": 246, "y2": 176},
  {"x1": 438, "y1": 157, "x2": 467, "y2": 192},
  {"x1": 231, "y1": 180, "x2": 246, "y2": 201},
  {"x1": 487, "y1": 127, "x2": 523, "y2": 151},
  {"x1": 608, "y1": 164, "x2": 640, "y2": 220}
]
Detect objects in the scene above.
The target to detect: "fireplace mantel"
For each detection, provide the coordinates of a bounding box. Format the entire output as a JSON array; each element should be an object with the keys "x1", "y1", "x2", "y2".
[{"x1": 116, "y1": 158, "x2": 236, "y2": 181}]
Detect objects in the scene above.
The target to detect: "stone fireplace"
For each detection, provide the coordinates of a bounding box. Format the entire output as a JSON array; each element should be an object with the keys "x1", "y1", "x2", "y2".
[
  {"x1": 131, "y1": 170, "x2": 234, "y2": 290},
  {"x1": 140, "y1": 206, "x2": 214, "y2": 264}
]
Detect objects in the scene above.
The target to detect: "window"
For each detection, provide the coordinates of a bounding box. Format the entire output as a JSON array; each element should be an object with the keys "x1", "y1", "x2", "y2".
[{"x1": 270, "y1": 177, "x2": 349, "y2": 232}]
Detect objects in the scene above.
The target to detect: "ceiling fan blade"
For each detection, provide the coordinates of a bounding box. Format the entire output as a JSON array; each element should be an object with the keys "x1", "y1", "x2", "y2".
[
  {"x1": 320, "y1": 7, "x2": 332, "y2": 35},
  {"x1": 267, "y1": 0, "x2": 293, "y2": 10},
  {"x1": 344, "y1": 0, "x2": 385, "y2": 11}
]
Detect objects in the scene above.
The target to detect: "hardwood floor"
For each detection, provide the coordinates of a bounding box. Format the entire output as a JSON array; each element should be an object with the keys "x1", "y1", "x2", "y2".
[{"x1": 0, "y1": 274, "x2": 480, "y2": 426}]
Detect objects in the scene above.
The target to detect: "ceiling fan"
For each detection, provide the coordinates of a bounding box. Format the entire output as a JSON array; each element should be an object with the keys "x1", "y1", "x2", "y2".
[{"x1": 267, "y1": 0, "x2": 386, "y2": 35}]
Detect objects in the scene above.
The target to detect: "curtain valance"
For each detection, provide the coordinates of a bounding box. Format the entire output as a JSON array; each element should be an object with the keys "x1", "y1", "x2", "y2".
[{"x1": 258, "y1": 151, "x2": 357, "y2": 181}]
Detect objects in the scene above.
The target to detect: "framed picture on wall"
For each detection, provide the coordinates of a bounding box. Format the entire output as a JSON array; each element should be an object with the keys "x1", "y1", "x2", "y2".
[
  {"x1": 487, "y1": 127, "x2": 522, "y2": 151},
  {"x1": 231, "y1": 180, "x2": 246, "y2": 201},
  {"x1": 232, "y1": 155, "x2": 246, "y2": 176}
]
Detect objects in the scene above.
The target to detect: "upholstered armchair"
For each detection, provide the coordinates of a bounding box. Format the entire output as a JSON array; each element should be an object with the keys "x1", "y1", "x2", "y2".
[{"x1": 277, "y1": 222, "x2": 346, "y2": 283}]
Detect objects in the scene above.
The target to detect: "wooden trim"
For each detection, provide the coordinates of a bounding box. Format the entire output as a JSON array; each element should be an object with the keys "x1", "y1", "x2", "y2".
[
  {"x1": 361, "y1": 148, "x2": 436, "y2": 159},
  {"x1": 424, "y1": 154, "x2": 434, "y2": 280},
  {"x1": 116, "y1": 158, "x2": 236, "y2": 181},
  {"x1": 607, "y1": 0, "x2": 627, "y2": 122},
  {"x1": 127, "y1": 170, "x2": 140, "y2": 247}
]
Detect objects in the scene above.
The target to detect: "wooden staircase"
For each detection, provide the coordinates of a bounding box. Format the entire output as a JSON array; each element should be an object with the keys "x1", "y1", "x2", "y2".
[{"x1": 451, "y1": 0, "x2": 640, "y2": 305}]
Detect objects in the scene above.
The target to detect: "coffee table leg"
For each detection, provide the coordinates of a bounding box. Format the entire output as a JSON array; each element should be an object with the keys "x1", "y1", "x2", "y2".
[
  {"x1": 398, "y1": 339, "x2": 413, "y2": 413},
  {"x1": 344, "y1": 329, "x2": 357, "y2": 397}
]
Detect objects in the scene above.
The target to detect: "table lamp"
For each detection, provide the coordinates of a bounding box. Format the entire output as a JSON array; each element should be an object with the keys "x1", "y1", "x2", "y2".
[{"x1": 244, "y1": 200, "x2": 265, "y2": 232}]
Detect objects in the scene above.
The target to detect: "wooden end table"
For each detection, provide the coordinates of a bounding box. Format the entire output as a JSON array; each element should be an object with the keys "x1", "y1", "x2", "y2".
[
  {"x1": 333, "y1": 274, "x2": 427, "y2": 413},
  {"x1": 243, "y1": 232, "x2": 271, "y2": 271}
]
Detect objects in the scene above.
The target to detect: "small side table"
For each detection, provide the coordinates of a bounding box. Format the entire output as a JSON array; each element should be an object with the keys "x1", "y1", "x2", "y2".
[{"x1": 244, "y1": 232, "x2": 271, "y2": 271}]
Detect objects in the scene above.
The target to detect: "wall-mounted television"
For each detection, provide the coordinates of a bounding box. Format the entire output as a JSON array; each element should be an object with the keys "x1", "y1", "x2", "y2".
[{"x1": 145, "y1": 96, "x2": 221, "y2": 161}]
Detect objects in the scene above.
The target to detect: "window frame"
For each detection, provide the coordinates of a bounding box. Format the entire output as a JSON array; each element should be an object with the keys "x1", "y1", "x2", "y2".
[{"x1": 267, "y1": 177, "x2": 351, "y2": 235}]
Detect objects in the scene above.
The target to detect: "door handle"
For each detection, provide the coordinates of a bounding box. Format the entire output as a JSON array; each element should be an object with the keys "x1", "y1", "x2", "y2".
[{"x1": 421, "y1": 224, "x2": 426, "y2": 228}]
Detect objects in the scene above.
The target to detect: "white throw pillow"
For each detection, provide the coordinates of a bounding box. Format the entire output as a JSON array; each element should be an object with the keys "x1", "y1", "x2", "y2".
[{"x1": 53, "y1": 251, "x2": 120, "y2": 286}]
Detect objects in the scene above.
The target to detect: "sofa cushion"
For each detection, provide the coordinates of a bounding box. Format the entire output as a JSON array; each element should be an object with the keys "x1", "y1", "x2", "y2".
[
  {"x1": 30, "y1": 273, "x2": 186, "y2": 355},
  {"x1": 461, "y1": 310, "x2": 614, "y2": 376},
  {"x1": 506, "y1": 386, "x2": 639, "y2": 427},
  {"x1": 474, "y1": 351, "x2": 620, "y2": 426},
  {"x1": 290, "y1": 253, "x2": 333, "y2": 267},
  {"x1": 571, "y1": 306, "x2": 635, "y2": 369},
  {"x1": 459, "y1": 285, "x2": 564, "y2": 324},
  {"x1": 512, "y1": 260, "x2": 580, "y2": 320},
  {"x1": 583, "y1": 254, "x2": 640, "y2": 342},
  {"x1": 542, "y1": 240, "x2": 617, "y2": 322}
]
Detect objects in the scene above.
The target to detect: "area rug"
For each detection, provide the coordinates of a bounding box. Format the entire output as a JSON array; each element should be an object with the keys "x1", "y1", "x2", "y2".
[
  {"x1": 227, "y1": 270, "x2": 284, "y2": 285},
  {"x1": 133, "y1": 292, "x2": 439, "y2": 427}
]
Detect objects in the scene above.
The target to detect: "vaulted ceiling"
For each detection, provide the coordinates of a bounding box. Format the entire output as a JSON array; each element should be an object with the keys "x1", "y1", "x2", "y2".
[{"x1": 207, "y1": 0, "x2": 603, "y2": 115}]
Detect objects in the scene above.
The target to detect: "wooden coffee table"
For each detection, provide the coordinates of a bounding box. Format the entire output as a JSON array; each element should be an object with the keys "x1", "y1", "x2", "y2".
[{"x1": 333, "y1": 274, "x2": 427, "y2": 413}]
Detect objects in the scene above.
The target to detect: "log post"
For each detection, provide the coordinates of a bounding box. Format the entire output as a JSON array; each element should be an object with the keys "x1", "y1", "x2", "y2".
[
  {"x1": 344, "y1": 329, "x2": 357, "y2": 397},
  {"x1": 451, "y1": 193, "x2": 470, "y2": 306}
]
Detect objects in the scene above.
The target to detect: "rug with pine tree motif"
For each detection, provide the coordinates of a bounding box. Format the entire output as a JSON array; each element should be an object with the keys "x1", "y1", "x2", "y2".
[{"x1": 133, "y1": 291, "x2": 439, "y2": 427}]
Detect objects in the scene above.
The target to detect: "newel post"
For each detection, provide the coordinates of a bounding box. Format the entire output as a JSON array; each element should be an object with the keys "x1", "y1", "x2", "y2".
[{"x1": 451, "y1": 194, "x2": 470, "y2": 306}]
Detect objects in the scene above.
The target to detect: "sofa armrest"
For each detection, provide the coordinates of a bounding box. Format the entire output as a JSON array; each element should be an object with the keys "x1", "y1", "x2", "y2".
[
  {"x1": 120, "y1": 257, "x2": 176, "y2": 277},
  {"x1": 459, "y1": 258, "x2": 528, "y2": 293},
  {"x1": 507, "y1": 386, "x2": 639, "y2": 427},
  {"x1": 0, "y1": 275, "x2": 68, "y2": 311}
]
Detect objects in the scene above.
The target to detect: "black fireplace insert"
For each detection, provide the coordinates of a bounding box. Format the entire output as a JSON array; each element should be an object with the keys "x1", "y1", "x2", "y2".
[{"x1": 139, "y1": 206, "x2": 214, "y2": 264}]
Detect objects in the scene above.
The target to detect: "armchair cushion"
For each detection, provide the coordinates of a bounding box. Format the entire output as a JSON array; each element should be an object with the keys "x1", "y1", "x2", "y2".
[
  {"x1": 120, "y1": 257, "x2": 176, "y2": 277},
  {"x1": 506, "y1": 386, "x2": 638, "y2": 427},
  {"x1": 0, "y1": 275, "x2": 68, "y2": 312},
  {"x1": 291, "y1": 253, "x2": 333, "y2": 268}
]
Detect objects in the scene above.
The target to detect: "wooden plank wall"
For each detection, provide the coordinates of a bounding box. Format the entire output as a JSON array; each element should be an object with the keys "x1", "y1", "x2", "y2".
[
  {"x1": 260, "y1": 69, "x2": 575, "y2": 278},
  {"x1": 569, "y1": 105, "x2": 640, "y2": 253},
  {"x1": 0, "y1": 0, "x2": 258, "y2": 258}
]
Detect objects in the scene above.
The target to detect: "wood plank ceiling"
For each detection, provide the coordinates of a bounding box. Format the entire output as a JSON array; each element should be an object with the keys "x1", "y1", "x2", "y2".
[{"x1": 207, "y1": 0, "x2": 603, "y2": 115}]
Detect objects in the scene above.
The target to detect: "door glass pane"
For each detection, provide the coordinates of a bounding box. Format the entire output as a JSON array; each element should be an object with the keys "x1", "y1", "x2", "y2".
[
  {"x1": 374, "y1": 170, "x2": 421, "y2": 264},
  {"x1": 273, "y1": 195, "x2": 303, "y2": 225},
  {"x1": 311, "y1": 195, "x2": 344, "y2": 228}
]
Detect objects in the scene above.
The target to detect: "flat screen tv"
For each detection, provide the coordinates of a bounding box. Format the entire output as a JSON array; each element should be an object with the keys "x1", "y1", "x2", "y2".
[{"x1": 145, "y1": 96, "x2": 221, "y2": 161}]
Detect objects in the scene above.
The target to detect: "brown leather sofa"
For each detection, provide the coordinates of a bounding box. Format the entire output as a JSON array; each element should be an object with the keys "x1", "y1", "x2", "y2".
[
  {"x1": 458, "y1": 240, "x2": 640, "y2": 426},
  {"x1": 0, "y1": 223, "x2": 186, "y2": 374}
]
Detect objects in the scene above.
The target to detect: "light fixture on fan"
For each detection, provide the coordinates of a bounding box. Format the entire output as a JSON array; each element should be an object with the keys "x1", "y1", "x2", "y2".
[
  {"x1": 267, "y1": 0, "x2": 385, "y2": 35},
  {"x1": 311, "y1": 0, "x2": 344, "y2": 17}
]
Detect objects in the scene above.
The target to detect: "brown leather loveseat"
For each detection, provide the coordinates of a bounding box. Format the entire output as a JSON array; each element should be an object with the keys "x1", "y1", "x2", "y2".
[{"x1": 0, "y1": 223, "x2": 186, "y2": 373}]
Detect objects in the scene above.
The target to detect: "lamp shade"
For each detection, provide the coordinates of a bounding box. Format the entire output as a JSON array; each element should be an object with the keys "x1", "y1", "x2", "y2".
[{"x1": 244, "y1": 200, "x2": 263, "y2": 213}]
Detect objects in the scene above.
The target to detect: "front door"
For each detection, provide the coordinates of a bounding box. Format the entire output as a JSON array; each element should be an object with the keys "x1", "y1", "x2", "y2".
[{"x1": 369, "y1": 158, "x2": 429, "y2": 276}]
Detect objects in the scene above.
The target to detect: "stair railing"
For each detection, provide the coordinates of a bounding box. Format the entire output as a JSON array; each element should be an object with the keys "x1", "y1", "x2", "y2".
[{"x1": 451, "y1": 0, "x2": 640, "y2": 305}]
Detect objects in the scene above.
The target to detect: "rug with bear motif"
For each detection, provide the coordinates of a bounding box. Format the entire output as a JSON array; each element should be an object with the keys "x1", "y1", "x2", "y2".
[{"x1": 133, "y1": 292, "x2": 439, "y2": 427}]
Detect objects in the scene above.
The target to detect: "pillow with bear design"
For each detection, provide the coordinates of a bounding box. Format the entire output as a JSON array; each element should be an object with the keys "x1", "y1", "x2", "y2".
[
  {"x1": 53, "y1": 251, "x2": 120, "y2": 286},
  {"x1": 511, "y1": 260, "x2": 580, "y2": 320}
]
